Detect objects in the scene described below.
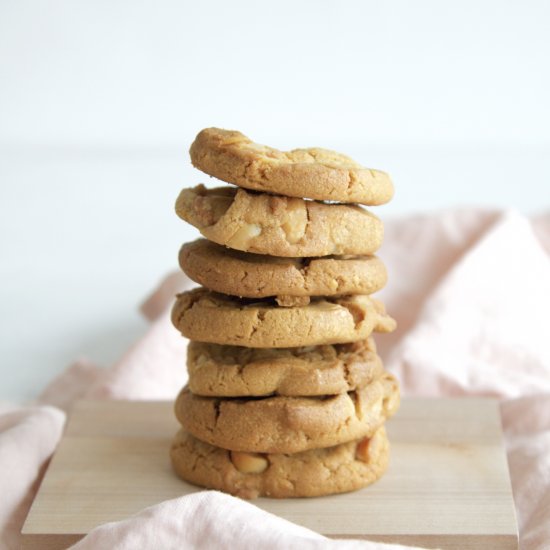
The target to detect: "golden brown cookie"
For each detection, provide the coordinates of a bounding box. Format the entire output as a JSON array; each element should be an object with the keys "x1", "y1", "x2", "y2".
[
  {"x1": 187, "y1": 338, "x2": 383, "y2": 397},
  {"x1": 175, "y1": 185, "x2": 383, "y2": 257},
  {"x1": 170, "y1": 426, "x2": 389, "y2": 499},
  {"x1": 179, "y1": 239, "x2": 387, "y2": 303},
  {"x1": 189, "y1": 128, "x2": 394, "y2": 206},
  {"x1": 174, "y1": 373, "x2": 399, "y2": 453},
  {"x1": 171, "y1": 288, "x2": 396, "y2": 348}
]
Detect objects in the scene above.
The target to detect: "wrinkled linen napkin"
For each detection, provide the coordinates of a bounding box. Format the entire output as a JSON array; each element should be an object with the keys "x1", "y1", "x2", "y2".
[{"x1": 1, "y1": 208, "x2": 549, "y2": 550}]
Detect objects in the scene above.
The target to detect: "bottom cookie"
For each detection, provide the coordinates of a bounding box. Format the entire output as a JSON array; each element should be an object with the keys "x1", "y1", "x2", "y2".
[{"x1": 170, "y1": 426, "x2": 389, "y2": 499}]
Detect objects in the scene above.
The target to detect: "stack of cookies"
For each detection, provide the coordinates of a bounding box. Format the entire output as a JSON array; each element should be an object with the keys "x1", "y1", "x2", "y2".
[{"x1": 170, "y1": 128, "x2": 400, "y2": 499}]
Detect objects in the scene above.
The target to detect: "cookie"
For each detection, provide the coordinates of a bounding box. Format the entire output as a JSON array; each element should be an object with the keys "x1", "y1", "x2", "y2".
[
  {"x1": 187, "y1": 338, "x2": 383, "y2": 397},
  {"x1": 175, "y1": 185, "x2": 383, "y2": 257},
  {"x1": 179, "y1": 239, "x2": 387, "y2": 303},
  {"x1": 171, "y1": 288, "x2": 396, "y2": 348},
  {"x1": 174, "y1": 373, "x2": 399, "y2": 453},
  {"x1": 170, "y1": 426, "x2": 389, "y2": 499},
  {"x1": 189, "y1": 128, "x2": 394, "y2": 206}
]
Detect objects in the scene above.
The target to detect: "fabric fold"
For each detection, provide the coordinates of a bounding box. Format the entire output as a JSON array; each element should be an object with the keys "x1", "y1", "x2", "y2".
[{"x1": 0, "y1": 406, "x2": 65, "y2": 549}]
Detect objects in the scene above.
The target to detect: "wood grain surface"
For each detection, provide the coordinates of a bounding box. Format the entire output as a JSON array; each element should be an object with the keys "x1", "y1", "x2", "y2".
[{"x1": 21, "y1": 399, "x2": 518, "y2": 549}]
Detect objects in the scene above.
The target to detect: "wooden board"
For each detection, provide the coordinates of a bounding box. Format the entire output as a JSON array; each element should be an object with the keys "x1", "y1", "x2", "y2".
[{"x1": 21, "y1": 399, "x2": 518, "y2": 549}]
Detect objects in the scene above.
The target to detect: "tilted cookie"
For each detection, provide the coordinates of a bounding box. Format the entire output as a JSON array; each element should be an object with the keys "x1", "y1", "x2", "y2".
[
  {"x1": 179, "y1": 239, "x2": 387, "y2": 304},
  {"x1": 170, "y1": 426, "x2": 389, "y2": 499},
  {"x1": 189, "y1": 128, "x2": 394, "y2": 206},
  {"x1": 187, "y1": 338, "x2": 384, "y2": 397},
  {"x1": 171, "y1": 288, "x2": 396, "y2": 348},
  {"x1": 174, "y1": 373, "x2": 399, "y2": 453},
  {"x1": 175, "y1": 185, "x2": 383, "y2": 257}
]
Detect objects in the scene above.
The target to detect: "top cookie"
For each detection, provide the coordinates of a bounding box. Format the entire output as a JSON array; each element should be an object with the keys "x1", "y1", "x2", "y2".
[{"x1": 190, "y1": 128, "x2": 394, "y2": 206}]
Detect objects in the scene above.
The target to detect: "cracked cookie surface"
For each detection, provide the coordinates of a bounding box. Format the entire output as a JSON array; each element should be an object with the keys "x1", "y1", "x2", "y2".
[
  {"x1": 174, "y1": 373, "x2": 399, "y2": 453},
  {"x1": 187, "y1": 338, "x2": 383, "y2": 397},
  {"x1": 179, "y1": 239, "x2": 387, "y2": 302},
  {"x1": 175, "y1": 185, "x2": 383, "y2": 257},
  {"x1": 189, "y1": 128, "x2": 394, "y2": 206},
  {"x1": 171, "y1": 288, "x2": 396, "y2": 348},
  {"x1": 170, "y1": 426, "x2": 390, "y2": 498}
]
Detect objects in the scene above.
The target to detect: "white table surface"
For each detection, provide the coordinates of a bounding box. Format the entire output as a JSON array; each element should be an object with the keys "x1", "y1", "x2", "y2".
[{"x1": 1, "y1": 144, "x2": 548, "y2": 401}]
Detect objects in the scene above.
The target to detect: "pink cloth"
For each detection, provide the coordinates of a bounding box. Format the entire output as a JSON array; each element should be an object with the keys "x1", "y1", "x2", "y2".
[
  {"x1": 0, "y1": 405, "x2": 65, "y2": 549},
  {"x1": 1, "y1": 208, "x2": 549, "y2": 549},
  {"x1": 69, "y1": 492, "x2": 422, "y2": 550}
]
